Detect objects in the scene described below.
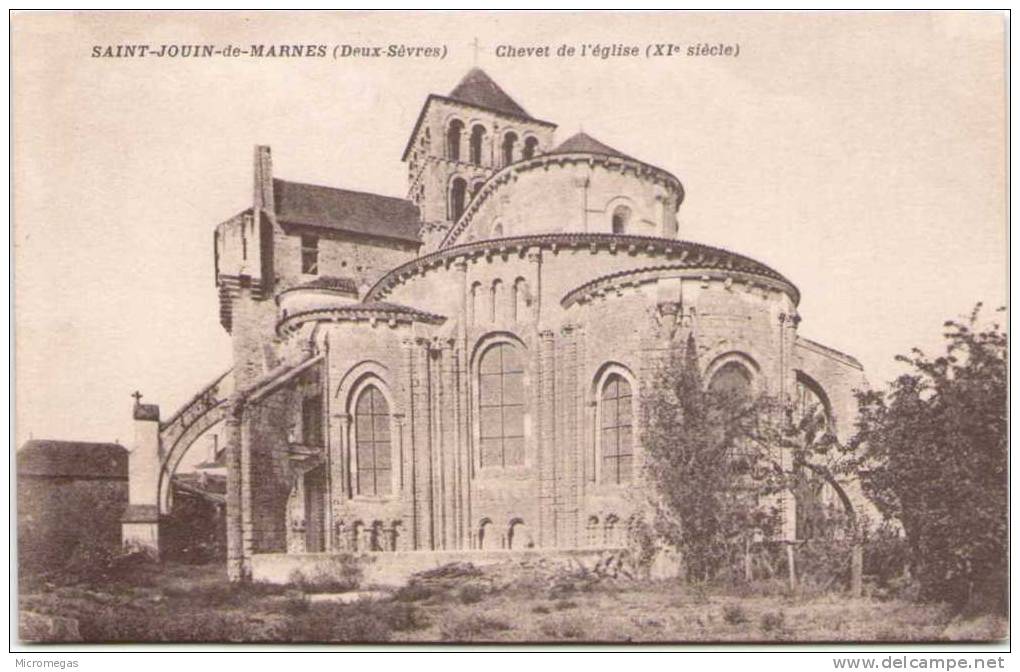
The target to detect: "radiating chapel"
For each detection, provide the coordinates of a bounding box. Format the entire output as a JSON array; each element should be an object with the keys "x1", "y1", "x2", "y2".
[{"x1": 122, "y1": 68, "x2": 867, "y2": 581}]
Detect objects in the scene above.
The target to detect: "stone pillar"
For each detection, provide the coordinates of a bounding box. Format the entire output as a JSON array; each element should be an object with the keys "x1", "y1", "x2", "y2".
[
  {"x1": 560, "y1": 324, "x2": 580, "y2": 547},
  {"x1": 777, "y1": 311, "x2": 799, "y2": 542},
  {"x1": 122, "y1": 401, "x2": 162, "y2": 558},
  {"x1": 526, "y1": 247, "x2": 542, "y2": 323},
  {"x1": 537, "y1": 329, "x2": 556, "y2": 547},
  {"x1": 225, "y1": 399, "x2": 245, "y2": 582}
]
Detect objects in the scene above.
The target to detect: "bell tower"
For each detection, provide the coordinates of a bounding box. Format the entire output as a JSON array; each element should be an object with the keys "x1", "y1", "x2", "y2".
[{"x1": 401, "y1": 68, "x2": 557, "y2": 251}]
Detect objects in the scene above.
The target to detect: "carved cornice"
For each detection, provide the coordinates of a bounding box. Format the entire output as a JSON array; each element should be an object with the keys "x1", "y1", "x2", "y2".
[
  {"x1": 561, "y1": 263, "x2": 799, "y2": 308},
  {"x1": 365, "y1": 233, "x2": 800, "y2": 306},
  {"x1": 277, "y1": 303, "x2": 447, "y2": 336},
  {"x1": 439, "y1": 152, "x2": 685, "y2": 248}
]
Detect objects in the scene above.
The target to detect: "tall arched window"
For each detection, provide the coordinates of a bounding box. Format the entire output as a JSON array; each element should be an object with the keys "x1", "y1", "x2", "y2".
[
  {"x1": 522, "y1": 136, "x2": 539, "y2": 160},
  {"x1": 447, "y1": 120, "x2": 464, "y2": 161},
  {"x1": 490, "y1": 279, "x2": 503, "y2": 322},
  {"x1": 600, "y1": 373, "x2": 633, "y2": 484},
  {"x1": 450, "y1": 177, "x2": 467, "y2": 221},
  {"x1": 511, "y1": 277, "x2": 527, "y2": 321},
  {"x1": 469, "y1": 281, "x2": 482, "y2": 325},
  {"x1": 611, "y1": 205, "x2": 632, "y2": 234},
  {"x1": 354, "y1": 385, "x2": 391, "y2": 496},
  {"x1": 469, "y1": 125, "x2": 486, "y2": 164},
  {"x1": 502, "y1": 132, "x2": 518, "y2": 166},
  {"x1": 708, "y1": 361, "x2": 753, "y2": 398},
  {"x1": 471, "y1": 180, "x2": 484, "y2": 199},
  {"x1": 478, "y1": 343, "x2": 525, "y2": 468}
]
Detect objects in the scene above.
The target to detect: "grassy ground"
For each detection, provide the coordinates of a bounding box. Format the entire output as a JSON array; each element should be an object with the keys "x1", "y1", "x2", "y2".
[{"x1": 18, "y1": 560, "x2": 1007, "y2": 644}]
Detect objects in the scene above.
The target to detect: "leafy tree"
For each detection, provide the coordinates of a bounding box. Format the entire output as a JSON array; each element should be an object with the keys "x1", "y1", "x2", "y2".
[
  {"x1": 641, "y1": 334, "x2": 782, "y2": 582},
  {"x1": 641, "y1": 334, "x2": 860, "y2": 584},
  {"x1": 849, "y1": 305, "x2": 1007, "y2": 609}
]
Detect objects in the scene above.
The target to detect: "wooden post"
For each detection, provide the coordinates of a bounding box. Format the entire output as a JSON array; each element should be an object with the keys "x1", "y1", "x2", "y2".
[
  {"x1": 851, "y1": 542, "x2": 864, "y2": 597},
  {"x1": 786, "y1": 543, "x2": 797, "y2": 592},
  {"x1": 744, "y1": 538, "x2": 753, "y2": 582}
]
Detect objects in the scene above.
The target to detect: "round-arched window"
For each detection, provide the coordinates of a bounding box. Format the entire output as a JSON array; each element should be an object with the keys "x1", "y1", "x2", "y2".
[
  {"x1": 354, "y1": 384, "x2": 391, "y2": 496},
  {"x1": 478, "y1": 343, "x2": 525, "y2": 468},
  {"x1": 708, "y1": 361, "x2": 753, "y2": 398},
  {"x1": 600, "y1": 373, "x2": 634, "y2": 484},
  {"x1": 450, "y1": 177, "x2": 467, "y2": 220},
  {"x1": 447, "y1": 120, "x2": 464, "y2": 161},
  {"x1": 611, "y1": 205, "x2": 632, "y2": 234},
  {"x1": 469, "y1": 124, "x2": 486, "y2": 164}
]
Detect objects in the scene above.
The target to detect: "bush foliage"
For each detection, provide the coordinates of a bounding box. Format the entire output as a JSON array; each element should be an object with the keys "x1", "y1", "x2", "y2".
[{"x1": 849, "y1": 305, "x2": 1007, "y2": 610}]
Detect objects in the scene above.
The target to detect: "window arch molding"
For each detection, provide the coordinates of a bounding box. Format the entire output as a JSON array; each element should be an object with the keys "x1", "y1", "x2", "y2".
[
  {"x1": 468, "y1": 122, "x2": 489, "y2": 165},
  {"x1": 444, "y1": 116, "x2": 467, "y2": 161},
  {"x1": 471, "y1": 333, "x2": 529, "y2": 471},
  {"x1": 341, "y1": 371, "x2": 400, "y2": 499},
  {"x1": 521, "y1": 134, "x2": 540, "y2": 160},
  {"x1": 794, "y1": 369, "x2": 836, "y2": 435},
  {"x1": 590, "y1": 362, "x2": 639, "y2": 486},
  {"x1": 448, "y1": 175, "x2": 469, "y2": 221},
  {"x1": 603, "y1": 196, "x2": 638, "y2": 235},
  {"x1": 500, "y1": 129, "x2": 520, "y2": 167},
  {"x1": 704, "y1": 351, "x2": 761, "y2": 394}
]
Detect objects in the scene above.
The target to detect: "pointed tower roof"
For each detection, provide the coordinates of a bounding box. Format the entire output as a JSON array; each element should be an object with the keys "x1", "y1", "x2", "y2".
[
  {"x1": 447, "y1": 68, "x2": 530, "y2": 119},
  {"x1": 551, "y1": 132, "x2": 634, "y2": 161}
]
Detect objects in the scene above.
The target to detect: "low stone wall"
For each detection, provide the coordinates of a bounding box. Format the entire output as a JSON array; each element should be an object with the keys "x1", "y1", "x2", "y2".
[{"x1": 250, "y1": 548, "x2": 636, "y2": 587}]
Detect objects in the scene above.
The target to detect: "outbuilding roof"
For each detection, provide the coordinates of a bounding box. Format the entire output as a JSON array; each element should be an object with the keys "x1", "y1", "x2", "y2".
[
  {"x1": 288, "y1": 275, "x2": 359, "y2": 294},
  {"x1": 17, "y1": 440, "x2": 127, "y2": 480},
  {"x1": 273, "y1": 179, "x2": 421, "y2": 244}
]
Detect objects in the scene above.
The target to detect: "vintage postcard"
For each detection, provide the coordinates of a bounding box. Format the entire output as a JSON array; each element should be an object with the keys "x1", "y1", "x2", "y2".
[{"x1": 11, "y1": 10, "x2": 1008, "y2": 648}]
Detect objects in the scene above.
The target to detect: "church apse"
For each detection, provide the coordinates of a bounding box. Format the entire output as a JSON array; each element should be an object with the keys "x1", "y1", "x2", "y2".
[{"x1": 132, "y1": 67, "x2": 867, "y2": 583}]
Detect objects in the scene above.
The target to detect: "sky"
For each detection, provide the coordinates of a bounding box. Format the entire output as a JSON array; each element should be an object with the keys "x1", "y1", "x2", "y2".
[{"x1": 13, "y1": 11, "x2": 1006, "y2": 448}]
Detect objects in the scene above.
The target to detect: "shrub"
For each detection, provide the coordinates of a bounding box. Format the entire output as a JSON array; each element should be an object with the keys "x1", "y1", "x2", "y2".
[
  {"x1": 539, "y1": 615, "x2": 586, "y2": 640},
  {"x1": 553, "y1": 599, "x2": 578, "y2": 611},
  {"x1": 394, "y1": 581, "x2": 441, "y2": 603},
  {"x1": 284, "y1": 603, "x2": 392, "y2": 643},
  {"x1": 288, "y1": 557, "x2": 362, "y2": 593},
  {"x1": 283, "y1": 591, "x2": 309, "y2": 615},
  {"x1": 458, "y1": 584, "x2": 486, "y2": 604},
  {"x1": 863, "y1": 522, "x2": 911, "y2": 588},
  {"x1": 440, "y1": 615, "x2": 512, "y2": 641},
  {"x1": 532, "y1": 604, "x2": 551, "y2": 614},
  {"x1": 760, "y1": 611, "x2": 785, "y2": 633},
  {"x1": 850, "y1": 306, "x2": 1007, "y2": 611},
  {"x1": 722, "y1": 604, "x2": 748, "y2": 625},
  {"x1": 378, "y1": 602, "x2": 430, "y2": 632},
  {"x1": 794, "y1": 538, "x2": 853, "y2": 594}
]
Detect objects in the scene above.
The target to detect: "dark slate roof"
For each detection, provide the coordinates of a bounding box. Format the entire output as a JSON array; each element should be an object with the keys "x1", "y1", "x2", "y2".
[
  {"x1": 18, "y1": 440, "x2": 127, "y2": 480},
  {"x1": 273, "y1": 179, "x2": 421, "y2": 244},
  {"x1": 134, "y1": 403, "x2": 160, "y2": 422},
  {"x1": 448, "y1": 68, "x2": 530, "y2": 119},
  {"x1": 550, "y1": 132, "x2": 634, "y2": 160},
  {"x1": 290, "y1": 276, "x2": 359, "y2": 294},
  {"x1": 173, "y1": 473, "x2": 227, "y2": 503}
]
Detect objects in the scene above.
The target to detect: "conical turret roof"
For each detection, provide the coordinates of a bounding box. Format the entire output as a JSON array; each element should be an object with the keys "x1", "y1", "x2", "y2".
[{"x1": 551, "y1": 132, "x2": 634, "y2": 160}]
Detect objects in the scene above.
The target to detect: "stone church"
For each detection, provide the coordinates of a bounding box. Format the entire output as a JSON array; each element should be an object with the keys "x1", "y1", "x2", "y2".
[{"x1": 123, "y1": 68, "x2": 867, "y2": 582}]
